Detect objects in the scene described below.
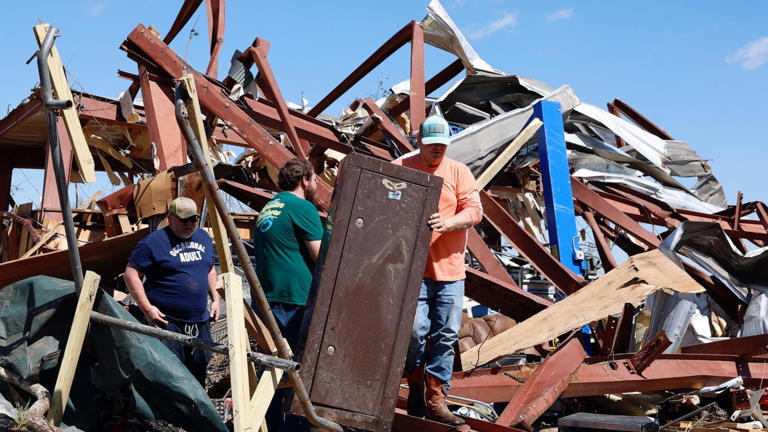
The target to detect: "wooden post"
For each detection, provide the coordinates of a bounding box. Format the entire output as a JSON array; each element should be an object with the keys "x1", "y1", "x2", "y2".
[
  {"x1": 180, "y1": 74, "x2": 278, "y2": 432},
  {"x1": 223, "y1": 272, "x2": 252, "y2": 431},
  {"x1": 41, "y1": 117, "x2": 74, "y2": 222},
  {"x1": 33, "y1": 24, "x2": 95, "y2": 183},
  {"x1": 179, "y1": 75, "x2": 234, "y2": 272},
  {"x1": 409, "y1": 22, "x2": 425, "y2": 132},
  {"x1": 47, "y1": 271, "x2": 101, "y2": 426}
]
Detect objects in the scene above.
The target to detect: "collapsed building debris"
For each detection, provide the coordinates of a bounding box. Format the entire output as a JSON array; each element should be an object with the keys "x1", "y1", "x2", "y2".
[{"x1": 1, "y1": 1, "x2": 768, "y2": 431}]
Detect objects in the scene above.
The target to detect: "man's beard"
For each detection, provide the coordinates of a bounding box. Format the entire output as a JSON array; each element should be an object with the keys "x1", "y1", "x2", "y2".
[{"x1": 305, "y1": 184, "x2": 316, "y2": 202}]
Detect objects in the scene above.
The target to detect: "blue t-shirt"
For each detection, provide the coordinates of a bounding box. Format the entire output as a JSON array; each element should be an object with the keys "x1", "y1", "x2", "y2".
[{"x1": 128, "y1": 227, "x2": 215, "y2": 323}]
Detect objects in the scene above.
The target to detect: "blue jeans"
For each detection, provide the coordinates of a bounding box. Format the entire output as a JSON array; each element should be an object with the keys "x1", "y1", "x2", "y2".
[
  {"x1": 405, "y1": 278, "x2": 464, "y2": 387},
  {"x1": 160, "y1": 319, "x2": 213, "y2": 386},
  {"x1": 252, "y1": 302, "x2": 309, "y2": 432}
]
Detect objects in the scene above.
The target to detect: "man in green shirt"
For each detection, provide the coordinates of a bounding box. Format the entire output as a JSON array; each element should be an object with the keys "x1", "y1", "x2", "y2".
[{"x1": 252, "y1": 157, "x2": 323, "y2": 432}]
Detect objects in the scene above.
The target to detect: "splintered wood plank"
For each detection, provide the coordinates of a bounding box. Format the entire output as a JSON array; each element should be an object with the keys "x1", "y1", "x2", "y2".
[
  {"x1": 33, "y1": 24, "x2": 95, "y2": 182},
  {"x1": 476, "y1": 118, "x2": 542, "y2": 189},
  {"x1": 47, "y1": 271, "x2": 101, "y2": 426},
  {"x1": 460, "y1": 249, "x2": 705, "y2": 369},
  {"x1": 96, "y1": 151, "x2": 121, "y2": 186},
  {"x1": 21, "y1": 222, "x2": 62, "y2": 259},
  {"x1": 223, "y1": 272, "x2": 252, "y2": 432},
  {"x1": 251, "y1": 360, "x2": 283, "y2": 432}
]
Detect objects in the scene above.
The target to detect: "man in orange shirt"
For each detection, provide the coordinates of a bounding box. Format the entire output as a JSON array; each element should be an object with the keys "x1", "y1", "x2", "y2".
[{"x1": 394, "y1": 115, "x2": 483, "y2": 426}]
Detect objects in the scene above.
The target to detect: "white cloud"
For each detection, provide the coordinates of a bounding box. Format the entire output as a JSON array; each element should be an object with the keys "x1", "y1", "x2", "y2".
[
  {"x1": 466, "y1": 12, "x2": 518, "y2": 40},
  {"x1": 88, "y1": 1, "x2": 107, "y2": 16},
  {"x1": 546, "y1": 7, "x2": 574, "y2": 22},
  {"x1": 726, "y1": 36, "x2": 768, "y2": 70}
]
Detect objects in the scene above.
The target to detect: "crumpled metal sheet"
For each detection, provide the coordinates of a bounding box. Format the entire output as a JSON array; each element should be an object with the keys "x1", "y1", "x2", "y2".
[
  {"x1": 664, "y1": 140, "x2": 712, "y2": 177},
  {"x1": 444, "y1": 85, "x2": 580, "y2": 175},
  {"x1": 644, "y1": 291, "x2": 697, "y2": 354},
  {"x1": 437, "y1": 74, "x2": 553, "y2": 113},
  {"x1": 740, "y1": 292, "x2": 768, "y2": 337},
  {"x1": 662, "y1": 221, "x2": 768, "y2": 286},
  {"x1": 420, "y1": 0, "x2": 502, "y2": 75},
  {"x1": 574, "y1": 103, "x2": 671, "y2": 171},
  {"x1": 571, "y1": 167, "x2": 724, "y2": 213},
  {"x1": 691, "y1": 173, "x2": 728, "y2": 208}
]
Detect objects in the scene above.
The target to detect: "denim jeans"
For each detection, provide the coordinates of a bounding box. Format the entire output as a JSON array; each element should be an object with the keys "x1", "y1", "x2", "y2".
[
  {"x1": 405, "y1": 278, "x2": 464, "y2": 387},
  {"x1": 159, "y1": 319, "x2": 213, "y2": 386},
  {"x1": 252, "y1": 302, "x2": 309, "y2": 432}
]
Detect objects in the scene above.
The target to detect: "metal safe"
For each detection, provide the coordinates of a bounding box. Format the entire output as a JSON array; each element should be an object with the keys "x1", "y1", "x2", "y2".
[{"x1": 291, "y1": 153, "x2": 442, "y2": 431}]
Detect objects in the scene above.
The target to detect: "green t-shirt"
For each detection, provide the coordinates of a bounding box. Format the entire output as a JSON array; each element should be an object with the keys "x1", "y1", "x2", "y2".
[{"x1": 253, "y1": 191, "x2": 323, "y2": 306}]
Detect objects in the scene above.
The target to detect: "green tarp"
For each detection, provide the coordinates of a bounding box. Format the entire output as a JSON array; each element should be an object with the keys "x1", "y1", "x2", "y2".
[{"x1": 0, "y1": 276, "x2": 227, "y2": 431}]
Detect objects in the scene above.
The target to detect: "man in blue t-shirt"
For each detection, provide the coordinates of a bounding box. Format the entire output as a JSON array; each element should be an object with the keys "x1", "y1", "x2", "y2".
[
  {"x1": 252, "y1": 158, "x2": 323, "y2": 432},
  {"x1": 124, "y1": 197, "x2": 220, "y2": 385}
]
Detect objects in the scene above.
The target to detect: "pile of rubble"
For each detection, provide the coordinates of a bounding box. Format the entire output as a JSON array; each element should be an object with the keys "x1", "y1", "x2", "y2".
[{"x1": 1, "y1": 1, "x2": 768, "y2": 431}]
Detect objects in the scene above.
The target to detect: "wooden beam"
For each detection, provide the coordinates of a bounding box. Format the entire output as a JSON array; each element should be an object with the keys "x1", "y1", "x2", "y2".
[
  {"x1": 181, "y1": 75, "x2": 269, "y2": 432},
  {"x1": 85, "y1": 133, "x2": 134, "y2": 169},
  {"x1": 179, "y1": 74, "x2": 234, "y2": 272},
  {"x1": 47, "y1": 271, "x2": 101, "y2": 426},
  {"x1": 476, "y1": 119, "x2": 542, "y2": 189},
  {"x1": 409, "y1": 22, "x2": 426, "y2": 132},
  {"x1": 580, "y1": 207, "x2": 617, "y2": 271},
  {"x1": 222, "y1": 273, "x2": 252, "y2": 431},
  {"x1": 96, "y1": 151, "x2": 121, "y2": 186},
  {"x1": 21, "y1": 222, "x2": 62, "y2": 259},
  {"x1": 33, "y1": 24, "x2": 96, "y2": 182},
  {"x1": 248, "y1": 44, "x2": 308, "y2": 159},
  {"x1": 460, "y1": 249, "x2": 705, "y2": 370},
  {"x1": 139, "y1": 64, "x2": 185, "y2": 171},
  {"x1": 42, "y1": 117, "x2": 74, "y2": 222},
  {"x1": 495, "y1": 338, "x2": 585, "y2": 429}
]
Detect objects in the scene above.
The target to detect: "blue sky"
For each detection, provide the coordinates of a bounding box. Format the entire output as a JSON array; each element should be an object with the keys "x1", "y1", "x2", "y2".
[{"x1": 3, "y1": 1, "x2": 767, "y2": 208}]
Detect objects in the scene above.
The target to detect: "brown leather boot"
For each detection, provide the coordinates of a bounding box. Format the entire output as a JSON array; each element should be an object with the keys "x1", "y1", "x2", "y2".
[
  {"x1": 425, "y1": 373, "x2": 466, "y2": 426},
  {"x1": 406, "y1": 366, "x2": 426, "y2": 417}
]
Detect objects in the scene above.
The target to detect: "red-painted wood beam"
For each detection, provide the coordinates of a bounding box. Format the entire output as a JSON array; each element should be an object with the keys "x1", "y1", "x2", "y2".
[
  {"x1": 248, "y1": 43, "x2": 308, "y2": 158},
  {"x1": 480, "y1": 190, "x2": 586, "y2": 295},
  {"x1": 41, "y1": 117, "x2": 73, "y2": 222},
  {"x1": 353, "y1": 98, "x2": 413, "y2": 154},
  {"x1": 139, "y1": 65, "x2": 186, "y2": 171},
  {"x1": 124, "y1": 24, "x2": 333, "y2": 209},
  {"x1": 389, "y1": 59, "x2": 464, "y2": 119},
  {"x1": 409, "y1": 22, "x2": 426, "y2": 131},
  {"x1": 204, "y1": 0, "x2": 225, "y2": 78},
  {"x1": 464, "y1": 266, "x2": 552, "y2": 322},
  {"x1": 495, "y1": 338, "x2": 585, "y2": 429},
  {"x1": 308, "y1": 21, "x2": 413, "y2": 117},
  {"x1": 163, "y1": 0, "x2": 203, "y2": 44}
]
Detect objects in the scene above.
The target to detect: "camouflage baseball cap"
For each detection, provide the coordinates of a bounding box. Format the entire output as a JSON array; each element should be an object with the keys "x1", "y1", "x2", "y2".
[{"x1": 168, "y1": 197, "x2": 199, "y2": 219}]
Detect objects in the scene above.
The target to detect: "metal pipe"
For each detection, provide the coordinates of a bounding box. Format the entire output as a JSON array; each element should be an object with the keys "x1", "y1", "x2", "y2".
[
  {"x1": 36, "y1": 26, "x2": 83, "y2": 294},
  {"x1": 89, "y1": 311, "x2": 299, "y2": 371},
  {"x1": 173, "y1": 84, "x2": 342, "y2": 432}
]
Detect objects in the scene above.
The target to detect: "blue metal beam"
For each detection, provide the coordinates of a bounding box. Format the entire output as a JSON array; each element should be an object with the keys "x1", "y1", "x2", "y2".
[{"x1": 534, "y1": 100, "x2": 583, "y2": 275}]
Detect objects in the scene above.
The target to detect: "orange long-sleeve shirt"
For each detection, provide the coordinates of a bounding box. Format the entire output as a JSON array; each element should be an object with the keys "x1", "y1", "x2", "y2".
[{"x1": 394, "y1": 155, "x2": 482, "y2": 281}]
